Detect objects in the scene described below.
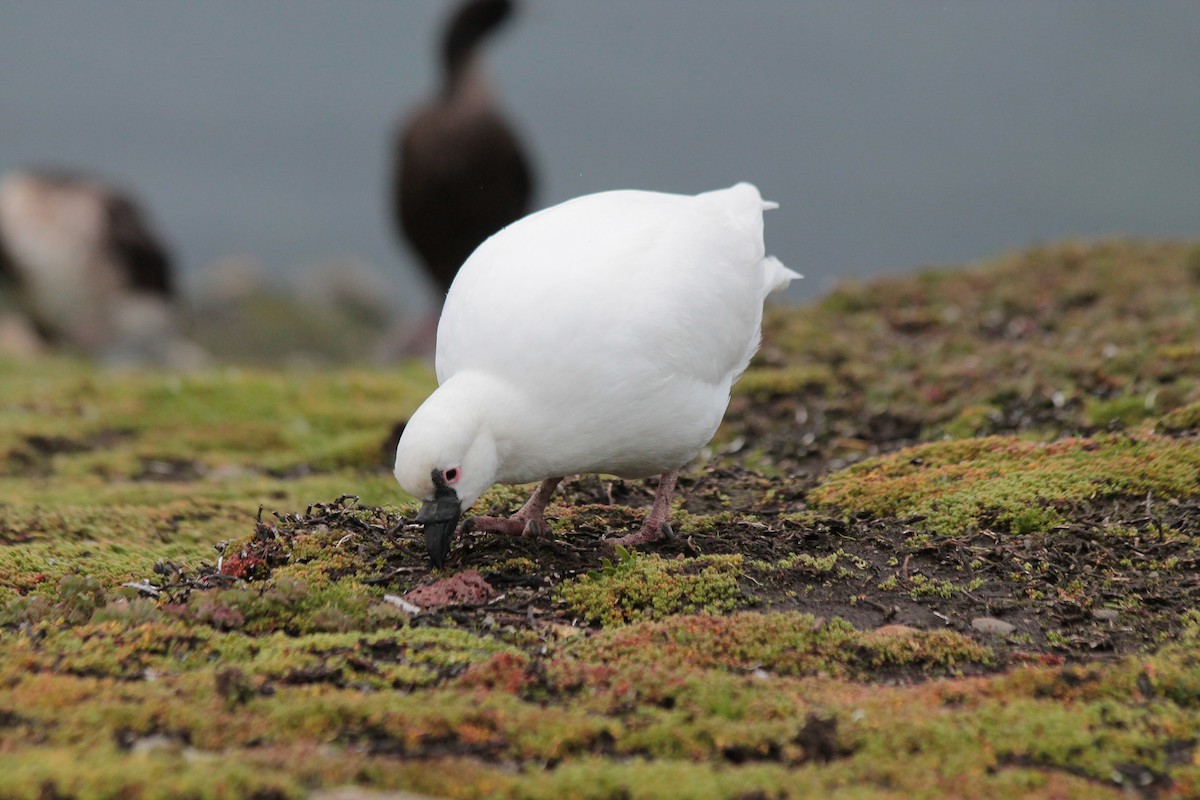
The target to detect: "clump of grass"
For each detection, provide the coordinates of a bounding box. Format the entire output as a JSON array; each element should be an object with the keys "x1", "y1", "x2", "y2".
[{"x1": 556, "y1": 548, "x2": 743, "y2": 626}]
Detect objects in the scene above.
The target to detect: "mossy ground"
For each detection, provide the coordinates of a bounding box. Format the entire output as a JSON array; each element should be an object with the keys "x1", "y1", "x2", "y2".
[{"x1": 2, "y1": 239, "x2": 1199, "y2": 798}]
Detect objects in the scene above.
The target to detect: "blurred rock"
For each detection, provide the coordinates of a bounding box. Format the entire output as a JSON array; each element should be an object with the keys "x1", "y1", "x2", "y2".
[
  {"x1": 971, "y1": 617, "x2": 1016, "y2": 636},
  {"x1": 295, "y1": 257, "x2": 399, "y2": 330}
]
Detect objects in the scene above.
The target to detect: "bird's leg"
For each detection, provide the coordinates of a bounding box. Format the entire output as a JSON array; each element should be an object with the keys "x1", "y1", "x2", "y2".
[
  {"x1": 604, "y1": 469, "x2": 679, "y2": 550},
  {"x1": 464, "y1": 477, "x2": 562, "y2": 537}
]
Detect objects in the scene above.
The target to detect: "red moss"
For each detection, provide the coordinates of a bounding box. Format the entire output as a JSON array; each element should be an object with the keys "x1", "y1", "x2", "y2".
[
  {"x1": 457, "y1": 652, "x2": 534, "y2": 694},
  {"x1": 219, "y1": 553, "x2": 269, "y2": 581}
]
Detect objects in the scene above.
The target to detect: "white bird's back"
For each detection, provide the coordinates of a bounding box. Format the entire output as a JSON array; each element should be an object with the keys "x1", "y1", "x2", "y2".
[{"x1": 437, "y1": 183, "x2": 796, "y2": 383}]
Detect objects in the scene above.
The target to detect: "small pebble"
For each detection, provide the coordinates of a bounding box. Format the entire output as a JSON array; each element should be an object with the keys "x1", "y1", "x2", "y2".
[
  {"x1": 971, "y1": 616, "x2": 1016, "y2": 636},
  {"x1": 131, "y1": 734, "x2": 177, "y2": 755},
  {"x1": 383, "y1": 594, "x2": 422, "y2": 615}
]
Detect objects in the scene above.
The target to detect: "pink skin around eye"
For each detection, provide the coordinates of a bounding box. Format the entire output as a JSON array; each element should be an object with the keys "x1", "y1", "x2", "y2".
[{"x1": 443, "y1": 468, "x2": 460, "y2": 485}]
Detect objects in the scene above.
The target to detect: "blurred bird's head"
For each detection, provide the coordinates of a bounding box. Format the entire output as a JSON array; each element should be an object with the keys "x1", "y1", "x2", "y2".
[{"x1": 442, "y1": 0, "x2": 516, "y2": 76}]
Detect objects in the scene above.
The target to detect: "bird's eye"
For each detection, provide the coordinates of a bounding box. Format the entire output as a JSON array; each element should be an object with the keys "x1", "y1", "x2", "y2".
[{"x1": 442, "y1": 467, "x2": 460, "y2": 484}]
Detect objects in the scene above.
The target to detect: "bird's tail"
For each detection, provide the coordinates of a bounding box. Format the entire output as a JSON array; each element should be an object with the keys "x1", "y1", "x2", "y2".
[
  {"x1": 749, "y1": 188, "x2": 801, "y2": 294},
  {"x1": 702, "y1": 182, "x2": 801, "y2": 294},
  {"x1": 761, "y1": 255, "x2": 801, "y2": 295}
]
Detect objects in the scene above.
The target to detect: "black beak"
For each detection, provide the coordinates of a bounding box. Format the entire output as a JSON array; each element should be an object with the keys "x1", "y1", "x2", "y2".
[{"x1": 415, "y1": 478, "x2": 462, "y2": 568}]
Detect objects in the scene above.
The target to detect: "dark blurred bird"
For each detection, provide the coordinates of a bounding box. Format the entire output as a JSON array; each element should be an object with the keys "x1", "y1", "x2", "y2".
[
  {"x1": 0, "y1": 168, "x2": 199, "y2": 365},
  {"x1": 392, "y1": 0, "x2": 535, "y2": 299}
]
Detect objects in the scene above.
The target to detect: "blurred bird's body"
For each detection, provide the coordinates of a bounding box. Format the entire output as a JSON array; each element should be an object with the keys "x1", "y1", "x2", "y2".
[
  {"x1": 392, "y1": 0, "x2": 534, "y2": 300},
  {"x1": 0, "y1": 169, "x2": 199, "y2": 365}
]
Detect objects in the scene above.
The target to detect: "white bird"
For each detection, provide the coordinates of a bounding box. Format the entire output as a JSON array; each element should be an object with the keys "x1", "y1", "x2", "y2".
[{"x1": 394, "y1": 182, "x2": 799, "y2": 566}]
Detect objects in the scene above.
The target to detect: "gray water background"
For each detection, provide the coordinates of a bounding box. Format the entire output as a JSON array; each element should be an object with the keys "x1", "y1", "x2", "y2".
[{"x1": 3, "y1": 2, "x2": 1198, "y2": 313}]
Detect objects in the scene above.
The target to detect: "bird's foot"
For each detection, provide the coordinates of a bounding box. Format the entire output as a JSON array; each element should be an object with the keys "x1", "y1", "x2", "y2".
[
  {"x1": 461, "y1": 514, "x2": 551, "y2": 538},
  {"x1": 602, "y1": 520, "x2": 675, "y2": 553},
  {"x1": 458, "y1": 477, "x2": 561, "y2": 541}
]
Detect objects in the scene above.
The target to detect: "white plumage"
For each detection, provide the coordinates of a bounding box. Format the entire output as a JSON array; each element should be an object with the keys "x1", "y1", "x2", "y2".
[{"x1": 394, "y1": 182, "x2": 799, "y2": 566}]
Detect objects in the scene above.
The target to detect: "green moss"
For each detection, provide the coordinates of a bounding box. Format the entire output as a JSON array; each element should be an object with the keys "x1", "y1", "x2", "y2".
[
  {"x1": 0, "y1": 360, "x2": 434, "y2": 478},
  {"x1": 506, "y1": 757, "x2": 1132, "y2": 799},
  {"x1": 483, "y1": 556, "x2": 541, "y2": 575},
  {"x1": 668, "y1": 510, "x2": 738, "y2": 535},
  {"x1": 761, "y1": 239, "x2": 1200, "y2": 439},
  {"x1": 906, "y1": 574, "x2": 956, "y2": 599},
  {"x1": 556, "y1": 550, "x2": 743, "y2": 626},
  {"x1": 1, "y1": 621, "x2": 521, "y2": 694},
  {"x1": 3, "y1": 239, "x2": 1200, "y2": 798},
  {"x1": 184, "y1": 571, "x2": 401, "y2": 635},
  {"x1": 1, "y1": 604, "x2": 1197, "y2": 798},
  {"x1": 556, "y1": 613, "x2": 992, "y2": 682},
  {"x1": 0, "y1": 747, "x2": 308, "y2": 800},
  {"x1": 1185, "y1": 243, "x2": 1200, "y2": 283},
  {"x1": 1083, "y1": 393, "x2": 1158, "y2": 429},
  {"x1": 754, "y1": 551, "x2": 841, "y2": 574},
  {"x1": 733, "y1": 364, "x2": 835, "y2": 400},
  {"x1": 1158, "y1": 400, "x2": 1200, "y2": 433},
  {"x1": 1005, "y1": 505, "x2": 1062, "y2": 536},
  {"x1": 810, "y1": 434, "x2": 1200, "y2": 535},
  {"x1": 942, "y1": 403, "x2": 1001, "y2": 439},
  {"x1": 230, "y1": 627, "x2": 521, "y2": 689}
]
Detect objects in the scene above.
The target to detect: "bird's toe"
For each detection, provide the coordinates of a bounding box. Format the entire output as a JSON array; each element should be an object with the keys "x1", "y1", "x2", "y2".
[
  {"x1": 522, "y1": 518, "x2": 547, "y2": 538},
  {"x1": 602, "y1": 524, "x2": 668, "y2": 553}
]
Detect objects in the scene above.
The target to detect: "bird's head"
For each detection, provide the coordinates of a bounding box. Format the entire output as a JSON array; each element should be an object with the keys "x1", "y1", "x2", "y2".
[
  {"x1": 442, "y1": 0, "x2": 516, "y2": 78},
  {"x1": 394, "y1": 393, "x2": 498, "y2": 567}
]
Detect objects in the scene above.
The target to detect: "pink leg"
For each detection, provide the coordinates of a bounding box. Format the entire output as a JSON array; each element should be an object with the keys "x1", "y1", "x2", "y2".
[
  {"x1": 465, "y1": 477, "x2": 562, "y2": 537},
  {"x1": 604, "y1": 470, "x2": 679, "y2": 550}
]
